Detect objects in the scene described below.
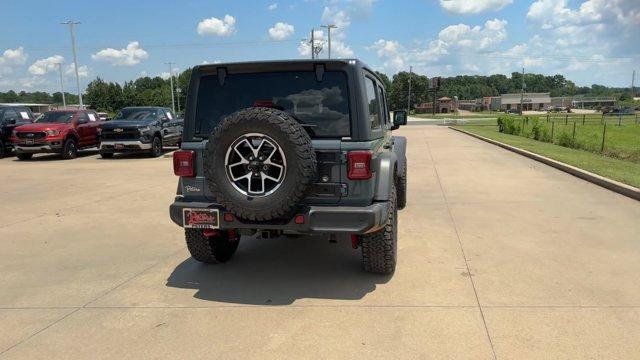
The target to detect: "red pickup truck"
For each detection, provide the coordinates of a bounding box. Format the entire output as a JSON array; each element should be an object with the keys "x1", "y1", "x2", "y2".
[{"x1": 10, "y1": 109, "x2": 102, "y2": 160}]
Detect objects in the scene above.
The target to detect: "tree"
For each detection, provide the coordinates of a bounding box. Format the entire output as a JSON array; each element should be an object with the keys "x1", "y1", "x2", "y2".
[{"x1": 389, "y1": 71, "x2": 428, "y2": 110}]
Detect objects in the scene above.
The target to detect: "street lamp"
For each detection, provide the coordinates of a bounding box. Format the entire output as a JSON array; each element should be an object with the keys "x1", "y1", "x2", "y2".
[{"x1": 60, "y1": 21, "x2": 83, "y2": 108}]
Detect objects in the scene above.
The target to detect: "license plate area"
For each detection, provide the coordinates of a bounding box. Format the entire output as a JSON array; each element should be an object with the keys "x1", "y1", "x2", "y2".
[
  {"x1": 25, "y1": 139, "x2": 34, "y2": 145},
  {"x1": 183, "y1": 208, "x2": 219, "y2": 229},
  {"x1": 114, "y1": 143, "x2": 125, "y2": 149}
]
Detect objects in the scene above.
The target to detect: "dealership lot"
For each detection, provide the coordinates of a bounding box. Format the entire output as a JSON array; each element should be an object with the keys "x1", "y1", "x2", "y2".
[{"x1": 1, "y1": 126, "x2": 640, "y2": 359}]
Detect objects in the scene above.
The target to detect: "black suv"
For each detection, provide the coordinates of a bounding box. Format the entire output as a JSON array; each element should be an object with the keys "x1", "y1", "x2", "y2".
[
  {"x1": 169, "y1": 59, "x2": 408, "y2": 274},
  {"x1": 98, "y1": 107, "x2": 183, "y2": 158},
  {"x1": 0, "y1": 105, "x2": 35, "y2": 158}
]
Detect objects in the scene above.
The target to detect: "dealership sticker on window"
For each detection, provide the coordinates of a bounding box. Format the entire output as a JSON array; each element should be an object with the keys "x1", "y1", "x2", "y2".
[
  {"x1": 20, "y1": 111, "x2": 29, "y2": 119},
  {"x1": 87, "y1": 113, "x2": 96, "y2": 121},
  {"x1": 166, "y1": 112, "x2": 173, "y2": 120}
]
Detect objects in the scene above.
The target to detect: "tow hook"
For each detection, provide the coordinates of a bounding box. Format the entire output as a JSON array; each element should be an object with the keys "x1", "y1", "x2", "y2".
[{"x1": 350, "y1": 234, "x2": 359, "y2": 249}]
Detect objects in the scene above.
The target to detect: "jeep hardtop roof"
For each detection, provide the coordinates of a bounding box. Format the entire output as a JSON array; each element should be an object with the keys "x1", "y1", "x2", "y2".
[{"x1": 193, "y1": 59, "x2": 384, "y2": 83}]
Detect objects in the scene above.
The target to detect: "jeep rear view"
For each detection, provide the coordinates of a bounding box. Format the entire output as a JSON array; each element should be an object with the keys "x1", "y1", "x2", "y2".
[{"x1": 170, "y1": 59, "x2": 408, "y2": 274}]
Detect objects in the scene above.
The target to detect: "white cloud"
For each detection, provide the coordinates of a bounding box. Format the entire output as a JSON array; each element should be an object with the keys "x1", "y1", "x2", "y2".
[
  {"x1": 368, "y1": 40, "x2": 404, "y2": 71},
  {"x1": 369, "y1": 19, "x2": 510, "y2": 74},
  {"x1": 267, "y1": 3, "x2": 278, "y2": 10},
  {"x1": 91, "y1": 41, "x2": 149, "y2": 66},
  {"x1": 439, "y1": 0, "x2": 513, "y2": 14},
  {"x1": 268, "y1": 22, "x2": 295, "y2": 40},
  {"x1": 65, "y1": 63, "x2": 89, "y2": 77},
  {"x1": 19, "y1": 76, "x2": 46, "y2": 89},
  {"x1": 1, "y1": 47, "x2": 29, "y2": 75},
  {"x1": 28, "y1": 55, "x2": 64, "y2": 75},
  {"x1": 197, "y1": 15, "x2": 236, "y2": 36},
  {"x1": 0, "y1": 47, "x2": 28, "y2": 66}
]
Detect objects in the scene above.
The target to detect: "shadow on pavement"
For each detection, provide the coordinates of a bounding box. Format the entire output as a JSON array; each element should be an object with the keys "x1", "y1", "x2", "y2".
[
  {"x1": 166, "y1": 235, "x2": 391, "y2": 305},
  {"x1": 11, "y1": 149, "x2": 100, "y2": 161}
]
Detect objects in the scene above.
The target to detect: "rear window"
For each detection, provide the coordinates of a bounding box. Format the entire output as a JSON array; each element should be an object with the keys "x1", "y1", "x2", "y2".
[{"x1": 195, "y1": 71, "x2": 351, "y2": 138}]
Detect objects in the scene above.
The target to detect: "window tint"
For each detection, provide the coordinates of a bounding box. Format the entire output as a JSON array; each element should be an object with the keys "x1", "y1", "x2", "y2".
[
  {"x1": 2, "y1": 109, "x2": 18, "y2": 122},
  {"x1": 195, "y1": 71, "x2": 351, "y2": 138},
  {"x1": 378, "y1": 85, "x2": 389, "y2": 125},
  {"x1": 365, "y1": 77, "x2": 380, "y2": 129}
]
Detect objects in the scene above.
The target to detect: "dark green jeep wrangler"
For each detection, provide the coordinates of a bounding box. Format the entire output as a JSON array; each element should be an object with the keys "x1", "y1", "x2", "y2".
[{"x1": 170, "y1": 59, "x2": 408, "y2": 274}]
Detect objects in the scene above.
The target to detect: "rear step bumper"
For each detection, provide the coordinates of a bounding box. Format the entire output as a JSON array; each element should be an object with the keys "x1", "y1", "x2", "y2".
[{"x1": 169, "y1": 197, "x2": 389, "y2": 234}]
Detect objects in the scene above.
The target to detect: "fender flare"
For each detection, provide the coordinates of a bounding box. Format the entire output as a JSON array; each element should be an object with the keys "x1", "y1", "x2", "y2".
[
  {"x1": 392, "y1": 136, "x2": 407, "y2": 175},
  {"x1": 373, "y1": 151, "x2": 398, "y2": 201}
]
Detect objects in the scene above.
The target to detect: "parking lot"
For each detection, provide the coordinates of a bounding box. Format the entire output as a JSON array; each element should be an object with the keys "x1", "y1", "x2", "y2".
[{"x1": 1, "y1": 125, "x2": 640, "y2": 359}]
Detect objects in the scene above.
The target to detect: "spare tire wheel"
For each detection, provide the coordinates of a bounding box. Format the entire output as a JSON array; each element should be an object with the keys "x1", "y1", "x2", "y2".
[{"x1": 204, "y1": 107, "x2": 317, "y2": 221}]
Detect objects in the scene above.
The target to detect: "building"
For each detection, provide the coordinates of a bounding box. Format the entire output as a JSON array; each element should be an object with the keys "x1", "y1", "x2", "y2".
[
  {"x1": 500, "y1": 93, "x2": 551, "y2": 111},
  {"x1": 415, "y1": 97, "x2": 459, "y2": 114},
  {"x1": 438, "y1": 97, "x2": 458, "y2": 113},
  {"x1": 457, "y1": 100, "x2": 477, "y2": 112}
]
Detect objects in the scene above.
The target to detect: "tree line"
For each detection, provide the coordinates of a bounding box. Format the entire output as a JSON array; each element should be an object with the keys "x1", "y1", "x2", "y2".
[{"x1": 1, "y1": 69, "x2": 634, "y2": 113}]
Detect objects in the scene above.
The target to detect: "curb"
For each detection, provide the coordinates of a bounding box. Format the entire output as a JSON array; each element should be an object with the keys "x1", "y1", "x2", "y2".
[{"x1": 450, "y1": 126, "x2": 640, "y2": 201}]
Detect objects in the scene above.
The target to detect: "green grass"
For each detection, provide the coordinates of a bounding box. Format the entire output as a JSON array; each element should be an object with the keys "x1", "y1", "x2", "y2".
[{"x1": 455, "y1": 125, "x2": 640, "y2": 188}]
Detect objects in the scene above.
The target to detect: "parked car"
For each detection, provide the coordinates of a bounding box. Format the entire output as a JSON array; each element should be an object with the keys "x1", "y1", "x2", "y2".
[
  {"x1": 0, "y1": 105, "x2": 35, "y2": 158},
  {"x1": 97, "y1": 112, "x2": 110, "y2": 121},
  {"x1": 169, "y1": 59, "x2": 408, "y2": 274},
  {"x1": 10, "y1": 109, "x2": 102, "y2": 160},
  {"x1": 506, "y1": 108, "x2": 520, "y2": 114},
  {"x1": 605, "y1": 107, "x2": 635, "y2": 116},
  {"x1": 98, "y1": 106, "x2": 182, "y2": 158}
]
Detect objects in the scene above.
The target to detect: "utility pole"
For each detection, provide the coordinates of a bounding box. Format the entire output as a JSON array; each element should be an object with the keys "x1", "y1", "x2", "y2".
[
  {"x1": 55, "y1": 63, "x2": 66, "y2": 108},
  {"x1": 165, "y1": 62, "x2": 176, "y2": 113},
  {"x1": 176, "y1": 87, "x2": 181, "y2": 114},
  {"x1": 321, "y1": 24, "x2": 336, "y2": 59},
  {"x1": 60, "y1": 21, "x2": 83, "y2": 109},
  {"x1": 310, "y1": 28, "x2": 315, "y2": 59},
  {"x1": 407, "y1": 66, "x2": 413, "y2": 112},
  {"x1": 632, "y1": 70, "x2": 636, "y2": 99},
  {"x1": 519, "y1": 67, "x2": 525, "y2": 115}
]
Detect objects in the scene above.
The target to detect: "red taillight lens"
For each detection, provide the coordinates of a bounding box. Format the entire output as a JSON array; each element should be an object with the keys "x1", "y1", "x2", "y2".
[
  {"x1": 173, "y1": 150, "x2": 195, "y2": 177},
  {"x1": 347, "y1": 151, "x2": 372, "y2": 180}
]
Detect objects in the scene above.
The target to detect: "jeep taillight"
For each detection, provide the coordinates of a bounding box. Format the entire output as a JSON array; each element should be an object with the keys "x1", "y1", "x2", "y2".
[
  {"x1": 347, "y1": 151, "x2": 372, "y2": 180},
  {"x1": 173, "y1": 150, "x2": 195, "y2": 177}
]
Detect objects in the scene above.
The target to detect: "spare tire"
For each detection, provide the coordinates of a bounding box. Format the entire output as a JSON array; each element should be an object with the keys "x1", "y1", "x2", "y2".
[{"x1": 204, "y1": 107, "x2": 317, "y2": 221}]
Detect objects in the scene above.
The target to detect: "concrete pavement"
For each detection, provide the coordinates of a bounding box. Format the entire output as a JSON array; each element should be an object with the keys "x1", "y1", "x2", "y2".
[{"x1": 1, "y1": 127, "x2": 639, "y2": 359}]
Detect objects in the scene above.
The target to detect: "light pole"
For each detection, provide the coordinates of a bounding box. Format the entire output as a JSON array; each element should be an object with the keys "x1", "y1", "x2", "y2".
[
  {"x1": 519, "y1": 67, "x2": 526, "y2": 115},
  {"x1": 55, "y1": 62, "x2": 66, "y2": 108},
  {"x1": 60, "y1": 21, "x2": 83, "y2": 108},
  {"x1": 165, "y1": 62, "x2": 176, "y2": 113},
  {"x1": 321, "y1": 24, "x2": 336, "y2": 59},
  {"x1": 407, "y1": 66, "x2": 412, "y2": 112}
]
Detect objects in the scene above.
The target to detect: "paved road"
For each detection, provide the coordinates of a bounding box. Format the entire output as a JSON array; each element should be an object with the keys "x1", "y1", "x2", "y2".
[{"x1": 1, "y1": 127, "x2": 639, "y2": 359}]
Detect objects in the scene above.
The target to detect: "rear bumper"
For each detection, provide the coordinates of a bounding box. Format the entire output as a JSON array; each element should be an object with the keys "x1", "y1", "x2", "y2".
[
  {"x1": 169, "y1": 198, "x2": 389, "y2": 234},
  {"x1": 100, "y1": 140, "x2": 151, "y2": 152}
]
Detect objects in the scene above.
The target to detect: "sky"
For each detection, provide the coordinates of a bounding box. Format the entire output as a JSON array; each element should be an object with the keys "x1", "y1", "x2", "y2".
[{"x1": 0, "y1": 0, "x2": 638, "y2": 94}]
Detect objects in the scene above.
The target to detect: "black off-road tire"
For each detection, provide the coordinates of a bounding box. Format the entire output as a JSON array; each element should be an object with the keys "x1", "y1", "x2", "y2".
[
  {"x1": 360, "y1": 184, "x2": 398, "y2": 275},
  {"x1": 0, "y1": 140, "x2": 5, "y2": 159},
  {"x1": 185, "y1": 229, "x2": 240, "y2": 264},
  {"x1": 149, "y1": 136, "x2": 163, "y2": 157},
  {"x1": 16, "y1": 153, "x2": 33, "y2": 161},
  {"x1": 100, "y1": 152, "x2": 114, "y2": 159},
  {"x1": 204, "y1": 107, "x2": 317, "y2": 221},
  {"x1": 61, "y1": 138, "x2": 78, "y2": 160},
  {"x1": 397, "y1": 164, "x2": 407, "y2": 210}
]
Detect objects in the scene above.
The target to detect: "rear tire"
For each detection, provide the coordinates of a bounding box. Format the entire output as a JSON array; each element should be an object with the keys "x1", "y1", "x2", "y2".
[
  {"x1": 100, "y1": 152, "x2": 114, "y2": 159},
  {"x1": 0, "y1": 140, "x2": 5, "y2": 159},
  {"x1": 149, "y1": 136, "x2": 162, "y2": 157},
  {"x1": 185, "y1": 229, "x2": 240, "y2": 264},
  {"x1": 61, "y1": 138, "x2": 78, "y2": 160},
  {"x1": 360, "y1": 184, "x2": 398, "y2": 275},
  {"x1": 16, "y1": 153, "x2": 33, "y2": 161}
]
